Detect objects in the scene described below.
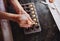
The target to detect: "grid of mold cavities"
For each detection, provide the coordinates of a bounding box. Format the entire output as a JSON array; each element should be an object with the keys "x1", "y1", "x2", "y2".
[{"x1": 21, "y1": 3, "x2": 41, "y2": 34}]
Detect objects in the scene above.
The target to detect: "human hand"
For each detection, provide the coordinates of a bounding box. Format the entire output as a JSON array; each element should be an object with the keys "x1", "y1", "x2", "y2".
[
  {"x1": 49, "y1": 0, "x2": 54, "y2": 3},
  {"x1": 0, "y1": 10, "x2": 35, "y2": 29},
  {"x1": 16, "y1": 11, "x2": 35, "y2": 28}
]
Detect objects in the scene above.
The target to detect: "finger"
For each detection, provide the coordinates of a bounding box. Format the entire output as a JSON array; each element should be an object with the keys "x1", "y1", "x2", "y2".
[
  {"x1": 26, "y1": 14, "x2": 35, "y2": 24},
  {"x1": 28, "y1": 17, "x2": 33, "y2": 22},
  {"x1": 20, "y1": 24, "x2": 31, "y2": 28},
  {"x1": 19, "y1": 20, "x2": 31, "y2": 28},
  {"x1": 27, "y1": 20, "x2": 33, "y2": 25},
  {"x1": 28, "y1": 18, "x2": 35, "y2": 25},
  {"x1": 23, "y1": 13, "x2": 33, "y2": 23}
]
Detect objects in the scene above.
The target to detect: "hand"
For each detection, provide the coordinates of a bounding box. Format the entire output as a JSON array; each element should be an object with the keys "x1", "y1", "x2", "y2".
[
  {"x1": 16, "y1": 12, "x2": 35, "y2": 28},
  {"x1": 0, "y1": 10, "x2": 35, "y2": 29},
  {"x1": 49, "y1": 0, "x2": 54, "y2": 3}
]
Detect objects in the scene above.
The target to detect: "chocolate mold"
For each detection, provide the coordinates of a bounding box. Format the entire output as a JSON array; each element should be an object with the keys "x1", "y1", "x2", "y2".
[{"x1": 21, "y1": 3, "x2": 41, "y2": 34}]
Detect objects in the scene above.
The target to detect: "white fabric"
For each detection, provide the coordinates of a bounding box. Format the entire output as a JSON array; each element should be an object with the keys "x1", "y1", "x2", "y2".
[
  {"x1": 0, "y1": 0, "x2": 5, "y2": 11},
  {"x1": 46, "y1": 0, "x2": 60, "y2": 31}
]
